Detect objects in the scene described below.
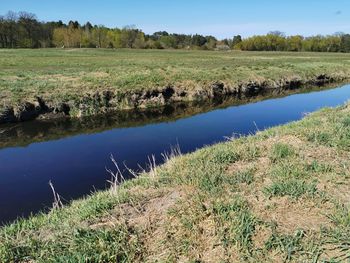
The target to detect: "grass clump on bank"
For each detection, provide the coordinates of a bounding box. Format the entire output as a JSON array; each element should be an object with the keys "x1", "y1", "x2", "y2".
[
  {"x1": 263, "y1": 179, "x2": 318, "y2": 199},
  {"x1": 1, "y1": 102, "x2": 350, "y2": 262}
]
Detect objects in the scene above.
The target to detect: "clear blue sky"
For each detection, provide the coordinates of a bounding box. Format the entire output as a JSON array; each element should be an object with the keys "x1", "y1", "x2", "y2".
[{"x1": 1, "y1": 0, "x2": 349, "y2": 38}]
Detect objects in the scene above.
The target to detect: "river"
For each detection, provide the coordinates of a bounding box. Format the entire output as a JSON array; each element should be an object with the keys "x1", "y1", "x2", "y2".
[{"x1": 1, "y1": 84, "x2": 350, "y2": 224}]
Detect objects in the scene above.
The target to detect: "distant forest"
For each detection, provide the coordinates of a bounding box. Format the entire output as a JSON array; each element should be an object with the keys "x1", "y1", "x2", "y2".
[{"x1": 1, "y1": 11, "x2": 350, "y2": 52}]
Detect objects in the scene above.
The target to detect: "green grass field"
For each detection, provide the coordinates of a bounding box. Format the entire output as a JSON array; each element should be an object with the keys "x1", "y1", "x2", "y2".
[
  {"x1": 1, "y1": 49, "x2": 350, "y2": 109},
  {"x1": 1, "y1": 101, "x2": 350, "y2": 262}
]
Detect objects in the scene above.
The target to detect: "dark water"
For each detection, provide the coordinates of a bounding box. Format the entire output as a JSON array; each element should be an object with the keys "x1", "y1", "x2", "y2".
[{"x1": 1, "y1": 84, "x2": 350, "y2": 224}]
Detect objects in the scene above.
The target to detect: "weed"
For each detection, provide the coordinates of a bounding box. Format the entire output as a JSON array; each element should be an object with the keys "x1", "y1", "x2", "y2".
[
  {"x1": 307, "y1": 131, "x2": 332, "y2": 146},
  {"x1": 270, "y1": 162, "x2": 308, "y2": 179},
  {"x1": 305, "y1": 160, "x2": 333, "y2": 173},
  {"x1": 270, "y1": 143, "x2": 295, "y2": 162},
  {"x1": 213, "y1": 198, "x2": 257, "y2": 254},
  {"x1": 263, "y1": 179, "x2": 318, "y2": 198},
  {"x1": 341, "y1": 116, "x2": 350, "y2": 127},
  {"x1": 265, "y1": 230, "x2": 305, "y2": 261},
  {"x1": 328, "y1": 204, "x2": 350, "y2": 227},
  {"x1": 233, "y1": 169, "x2": 255, "y2": 185}
]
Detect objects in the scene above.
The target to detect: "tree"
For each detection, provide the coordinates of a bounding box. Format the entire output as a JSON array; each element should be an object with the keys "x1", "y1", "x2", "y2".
[
  {"x1": 205, "y1": 36, "x2": 217, "y2": 50},
  {"x1": 341, "y1": 34, "x2": 350, "y2": 52},
  {"x1": 40, "y1": 22, "x2": 56, "y2": 47},
  {"x1": 191, "y1": 34, "x2": 207, "y2": 47},
  {"x1": 150, "y1": 31, "x2": 169, "y2": 41},
  {"x1": 159, "y1": 35, "x2": 176, "y2": 48},
  {"x1": 0, "y1": 16, "x2": 6, "y2": 48},
  {"x1": 84, "y1": 22, "x2": 93, "y2": 31},
  {"x1": 232, "y1": 35, "x2": 242, "y2": 48},
  {"x1": 4, "y1": 11, "x2": 18, "y2": 48},
  {"x1": 68, "y1": 20, "x2": 80, "y2": 29},
  {"x1": 324, "y1": 35, "x2": 341, "y2": 52},
  {"x1": 120, "y1": 26, "x2": 144, "y2": 48},
  {"x1": 52, "y1": 28, "x2": 64, "y2": 47},
  {"x1": 91, "y1": 26, "x2": 108, "y2": 48},
  {"x1": 106, "y1": 28, "x2": 122, "y2": 48},
  {"x1": 18, "y1": 12, "x2": 41, "y2": 47},
  {"x1": 287, "y1": 35, "x2": 303, "y2": 51},
  {"x1": 133, "y1": 32, "x2": 146, "y2": 49}
]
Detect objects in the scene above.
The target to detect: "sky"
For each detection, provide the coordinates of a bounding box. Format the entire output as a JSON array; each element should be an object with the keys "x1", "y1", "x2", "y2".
[{"x1": 0, "y1": 0, "x2": 349, "y2": 38}]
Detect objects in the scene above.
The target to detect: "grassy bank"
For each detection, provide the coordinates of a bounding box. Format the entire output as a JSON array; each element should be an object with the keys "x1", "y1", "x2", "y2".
[
  {"x1": 1, "y1": 49, "x2": 350, "y2": 121},
  {"x1": 1, "y1": 101, "x2": 350, "y2": 262},
  {"x1": 0, "y1": 83, "x2": 340, "y2": 150}
]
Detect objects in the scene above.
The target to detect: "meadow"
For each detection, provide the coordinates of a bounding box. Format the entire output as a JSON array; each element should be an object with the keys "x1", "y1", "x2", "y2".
[{"x1": 1, "y1": 49, "x2": 350, "y2": 111}]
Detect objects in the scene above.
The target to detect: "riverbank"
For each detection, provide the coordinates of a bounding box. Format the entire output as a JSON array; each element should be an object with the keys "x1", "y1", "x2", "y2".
[
  {"x1": 0, "y1": 83, "x2": 342, "y2": 150},
  {"x1": 1, "y1": 49, "x2": 350, "y2": 123},
  {"x1": 1, "y1": 101, "x2": 350, "y2": 262}
]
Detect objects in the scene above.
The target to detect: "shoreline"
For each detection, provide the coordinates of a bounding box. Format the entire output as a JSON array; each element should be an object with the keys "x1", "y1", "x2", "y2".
[
  {"x1": 0, "y1": 81, "x2": 347, "y2": 149},
  {"x1": 0, "y1": 73, "x2": 347, "y2": 124}
]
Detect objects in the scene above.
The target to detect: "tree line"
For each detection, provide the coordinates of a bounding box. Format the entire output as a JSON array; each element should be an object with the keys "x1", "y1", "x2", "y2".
[
  {"x1": 0, "y1": 11, "x2": 223, "y2": 49},
  {"x1": 1, "y1": 11, "x2": 350, "y2": 52},
  {"x1": 235, "y1": 31, "x2": 350, "y2": 52}
]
